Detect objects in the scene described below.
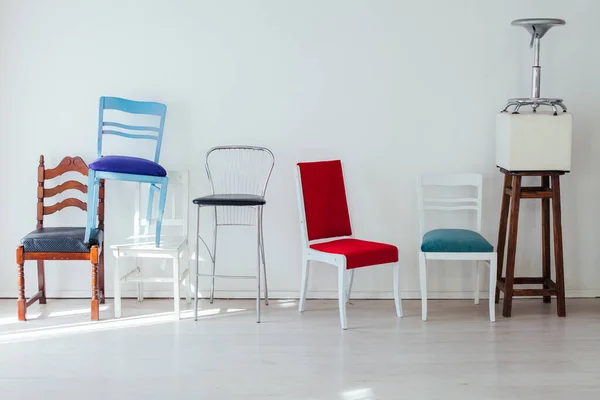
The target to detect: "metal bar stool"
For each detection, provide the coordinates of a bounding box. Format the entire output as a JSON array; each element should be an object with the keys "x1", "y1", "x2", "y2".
[{"x1": 193, "y1": 146, "x2": 274, "y2": 322}]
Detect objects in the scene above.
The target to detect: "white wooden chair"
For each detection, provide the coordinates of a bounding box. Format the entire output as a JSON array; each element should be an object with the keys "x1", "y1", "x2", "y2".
[
  {"x1": 417, "y1": 173, "x2": 496, "y2": 322},
  {"x1": 296, "y1": 160, "x2": 402, "y2": 330},
  {"x1": 112, "y1": 170, "x2": 191, "y2": 320}
]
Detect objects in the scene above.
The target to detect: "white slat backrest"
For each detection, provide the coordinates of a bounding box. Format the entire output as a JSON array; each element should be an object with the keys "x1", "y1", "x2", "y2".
[{"x1": 417, "y1": 173, "x2": 483, "y2": 238}]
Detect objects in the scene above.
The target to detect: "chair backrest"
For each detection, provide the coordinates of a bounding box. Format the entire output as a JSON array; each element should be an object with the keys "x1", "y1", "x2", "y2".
[
  {"x1": 37, "y1": 155, "x2": 104, "y2": 229},
  {"x1": 417, "y1": 173, "x2": 483, "y2": 237},
  {"x1": 134, "y1": 170, "x2": 189, "y2": 239},
  {"x1": 296, "y1": 160, "x2": 353, "y2": 246},
  {"x1": 205, "y1": 146, "x2": 274, "y2": 226},
  {"x1": 97, "y1": 96, "x2": 167, "y2": 163}
]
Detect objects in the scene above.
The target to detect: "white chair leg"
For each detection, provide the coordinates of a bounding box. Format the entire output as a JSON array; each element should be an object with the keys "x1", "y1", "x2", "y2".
[
  {"x1": 345, "y1": 269, "x2": 354, "y2": 303},
  {"x1": 474, "y1": 260, "x2": 480, "y2": 305},
  {"x1": 393, "y1": 263, "x2": 403, "y2": 318},
  {"x1": 299, "y1": 257, "x2": 309, "y2": 312},
  {"x1": 114, "y1": 254, "x2": 122, "y2": 318},
  {"x1": 136, "y1": 258, "x2": 143, "y2": 302},
  {"x1": 173, "y1": 256, "x2": 180, "y2": 320},
  {"x1": 419, "y1": 252, "x2": 427, "y2": 322},
  {"x1": 338, "y1": 266, "x2": 348, "y2": 330},
  {"x1": 185, "y1": 248, "x2": 191, "y2": 304},
  {"x1": 489, "y1": 256, "x2": 497, "y2": 322}
]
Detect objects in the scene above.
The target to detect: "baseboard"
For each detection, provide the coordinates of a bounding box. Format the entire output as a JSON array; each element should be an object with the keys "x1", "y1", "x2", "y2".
[{"x1": 1, "y1": 289, "x2": 599, "y2": 300}]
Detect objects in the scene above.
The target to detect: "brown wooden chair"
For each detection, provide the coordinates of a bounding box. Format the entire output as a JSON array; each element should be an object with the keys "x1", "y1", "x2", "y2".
[{"x1": 16, "y1": 155, "x2": 105, "y2": 321}]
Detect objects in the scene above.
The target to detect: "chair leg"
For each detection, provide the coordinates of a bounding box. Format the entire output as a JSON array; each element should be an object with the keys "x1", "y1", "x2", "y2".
[
  {"x1": 255, "y1": 215, "x2": 261, "y2": 324},
  {"x1": 185, "y1": 248, "x2": 192, "y2": 304},
  {"x1": 393, "y1": 263, "x2": 403, "y2": 318},
  {"x1": 84, "y1": 171, "x2": 98, "y2": 243},
  {"x1": 154, "y1": 178, "x2": 169, "y2": 248},
  {"x1": 37, "y1": 260, "x2": 47, "y2": 304},
  {"x1": 338, "y1": 266, "x2": 348, "y2": 330},
  {"x1": 489, "y1": 256, "x2": 497, "y2": 322},
  {"x1": 114, "y1": 253, "x2": 122, "y2": 318},
  {"x1": 194, "y1": 206, "x2": 200, "y2": 321},
  {"x1": 136, "y1": 259, "x2": 144, "y2": 302},
  {"x1": 419, "y1": 252, "x2": 427, "y2": 322},
  {"x1": 209, "y1": 208, "x2": 218, "y2": 304},
  {"x1": 299, "y1": 257, "x2": 310, "y2": 312},
  {"x1": 345, "y1": 269, "x2": 354, "y2": 303},
  {"x1": 98, "y1": 249, "x2": 105, "y2": 304},
  {"x1": 259, "y1": 206, "x2": 268, "y2": 306},
  {"x1": 91, "y1": 248, "x2": 100, "y2": 321},
  {"x1": 474, "y1": 261, "x2": 480, "y2": 305},
  {"x1": 17, "y1": 247, "x2": 26, "y2": 321},
  {"x1": 173, "y1": 255, "x2": 180, "y2": 320}
]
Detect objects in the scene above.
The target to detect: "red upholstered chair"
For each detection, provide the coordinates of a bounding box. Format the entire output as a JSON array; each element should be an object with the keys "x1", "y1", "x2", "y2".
[{"x1": 295, "y1": 160, "x2": 402, "y2": 330}]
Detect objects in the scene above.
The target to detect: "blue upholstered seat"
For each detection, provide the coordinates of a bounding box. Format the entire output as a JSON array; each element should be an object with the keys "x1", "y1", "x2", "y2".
[
  {"x1": 421, "y1": 229, "x2": 493, "y2": 253},
  {"x1": 89, "y1": 155, "x2": 167, "y2": 177},
  {"x1": 21, "y1": 227, "x2": 103, "y2": 253}
]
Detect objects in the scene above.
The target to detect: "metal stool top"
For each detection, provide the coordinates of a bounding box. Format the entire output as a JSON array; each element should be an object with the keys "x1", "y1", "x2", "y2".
[{"x1": 502, "y1": 18, "x2": 567, "y2": 115}]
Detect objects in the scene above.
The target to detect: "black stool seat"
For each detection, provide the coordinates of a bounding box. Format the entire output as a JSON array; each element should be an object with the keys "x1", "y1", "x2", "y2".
[{"x1": 193, "y1": 194, "x2": 266, "y2": 206}]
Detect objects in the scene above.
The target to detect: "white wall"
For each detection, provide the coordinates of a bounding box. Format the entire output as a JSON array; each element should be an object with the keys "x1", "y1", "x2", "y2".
[{"x1": 1, "y1": 0, "x2": 599, "y2": 300}]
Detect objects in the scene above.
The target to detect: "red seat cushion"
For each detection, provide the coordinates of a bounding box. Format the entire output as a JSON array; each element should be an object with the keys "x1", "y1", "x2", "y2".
[{"x1": 310, "y1": 239, "x2": 398, "y2": 269}]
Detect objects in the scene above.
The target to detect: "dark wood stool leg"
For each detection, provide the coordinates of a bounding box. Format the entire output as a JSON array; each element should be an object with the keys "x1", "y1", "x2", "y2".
[
  {"x1": 551, "y1": 175, "x2": 566, "y2": 317},
  {"x1": 503, "y1": 176, "x2": 522, "y2": 318},
  {"x1": 37, "y1": 260, "x2": 47, "y2": 304},
  {"x1": 16, "y1": 246, "x2": 26, "y2": 321},
  {"x1": 495, "y1": 174, "x2": 512, "y2": 304},
  {"x1": 541, "y1": 176, "x2": 551, "y2": 304}
]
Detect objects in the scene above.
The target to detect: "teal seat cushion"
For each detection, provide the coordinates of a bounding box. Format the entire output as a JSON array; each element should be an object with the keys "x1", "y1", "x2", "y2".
[{"x1": 421, "y1": 229, "x2": 493, "y2": 253}]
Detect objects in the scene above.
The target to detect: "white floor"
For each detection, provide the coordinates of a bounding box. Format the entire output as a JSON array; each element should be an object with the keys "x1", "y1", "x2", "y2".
[{"x1": 0, "y1": 298, "x2": 599, "y2": 399}]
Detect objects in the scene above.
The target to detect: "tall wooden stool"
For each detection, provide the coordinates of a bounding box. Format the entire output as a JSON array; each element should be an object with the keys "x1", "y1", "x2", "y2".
[{"x1": 495, "y1": 168, "x2": 566, "y2": 317}]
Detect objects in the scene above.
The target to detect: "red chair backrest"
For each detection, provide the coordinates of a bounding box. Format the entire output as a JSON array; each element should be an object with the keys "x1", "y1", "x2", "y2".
[{"x1": 297, "y1": 160, "x2": 352, "y2": 241}]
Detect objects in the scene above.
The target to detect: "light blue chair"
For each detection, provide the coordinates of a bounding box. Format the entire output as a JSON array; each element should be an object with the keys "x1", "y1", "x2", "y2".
[{"x1": 84, "y1": 96, "x2": 168, "y2": 247}]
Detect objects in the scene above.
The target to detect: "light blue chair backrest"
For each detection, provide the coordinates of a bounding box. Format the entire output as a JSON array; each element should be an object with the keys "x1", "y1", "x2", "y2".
[{"x1": 97, "y1": 96, "x2": 167, "y2": 163}]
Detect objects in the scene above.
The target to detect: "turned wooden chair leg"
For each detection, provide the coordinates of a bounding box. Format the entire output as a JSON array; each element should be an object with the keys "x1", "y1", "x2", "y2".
[
  {"x1": 17, "y1": 246, "x2": 26, "y2": 321},
  {"x1": 98, "y1": 249, "x2": 105, "y2": 304},
  {"x1": 91, "y1": 246, "x2": 100, "y2": 321},
  {"x1": 37, "y1": 260, "x2": 47, "y2": 304}
]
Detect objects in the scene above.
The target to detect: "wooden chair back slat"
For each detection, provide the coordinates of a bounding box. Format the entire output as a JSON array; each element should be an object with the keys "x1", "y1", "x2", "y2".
[{"x1": 36, "y1": 155, "x2": 104, "y2": 229}]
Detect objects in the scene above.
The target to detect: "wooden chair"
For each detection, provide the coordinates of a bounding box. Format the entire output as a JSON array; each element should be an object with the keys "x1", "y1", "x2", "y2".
[{"x1": 16, "y1": 155, "x2": 105, "y2": 321}]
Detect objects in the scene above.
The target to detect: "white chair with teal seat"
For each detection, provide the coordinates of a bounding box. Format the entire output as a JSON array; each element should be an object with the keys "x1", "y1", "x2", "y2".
[
  {"x1": 84, "y1": 96, "x2": 168, "y2": 248},
  {"x1": 417, "y1": 173, "x2": 497, "y2": 322}
]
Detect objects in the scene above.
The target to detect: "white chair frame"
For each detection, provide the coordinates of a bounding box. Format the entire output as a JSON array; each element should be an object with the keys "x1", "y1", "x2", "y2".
[
  {"x1": 295, "y1": 163, "x2": 402, "y2": 330},
  {"x1": 417, "y1": 173, "x2": 496, "y2": 322},
  {"x1": 112, "y1": 170, "x2": 191, "y2": 320}
]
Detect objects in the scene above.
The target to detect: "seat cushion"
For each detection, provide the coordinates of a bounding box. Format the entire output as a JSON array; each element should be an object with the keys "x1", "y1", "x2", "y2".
[
  {"x1": 421, "y1": 229, "x2": 493, "y2": 253},
  {"x1": 21, "y1": 227, "x2": 103, "y2": 253},
  {"x1": 89, "y1": 155, "x2": 167, "y2": 177},
  {"x1": 192, "y1": 194, "x2": 266, "y2": 206},
  {"x1": 310, "y1": 238, "x2": 398, "y2": 269}
]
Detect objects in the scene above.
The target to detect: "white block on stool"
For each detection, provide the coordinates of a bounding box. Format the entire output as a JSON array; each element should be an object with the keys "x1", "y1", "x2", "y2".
[{"x1": 496, "y1": 111, "x2": 572, "y2": 171}]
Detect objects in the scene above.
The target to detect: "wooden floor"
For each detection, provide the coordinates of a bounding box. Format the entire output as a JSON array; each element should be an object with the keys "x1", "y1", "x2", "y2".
[{"x1": 0, "y1": 297, "x2": 599, "y2": 399}]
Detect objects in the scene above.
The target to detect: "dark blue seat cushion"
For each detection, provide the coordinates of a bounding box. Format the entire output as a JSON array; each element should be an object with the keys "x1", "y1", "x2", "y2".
[
  {"x1": 21, "y1": 227, "x2": 103, "y2": 253},
  {"x1": 421, "y1": 229, "x2": 493, "y2": 253},
  {"x1": 89, "y1": 155, "x2": 167, "y2": 177}
]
